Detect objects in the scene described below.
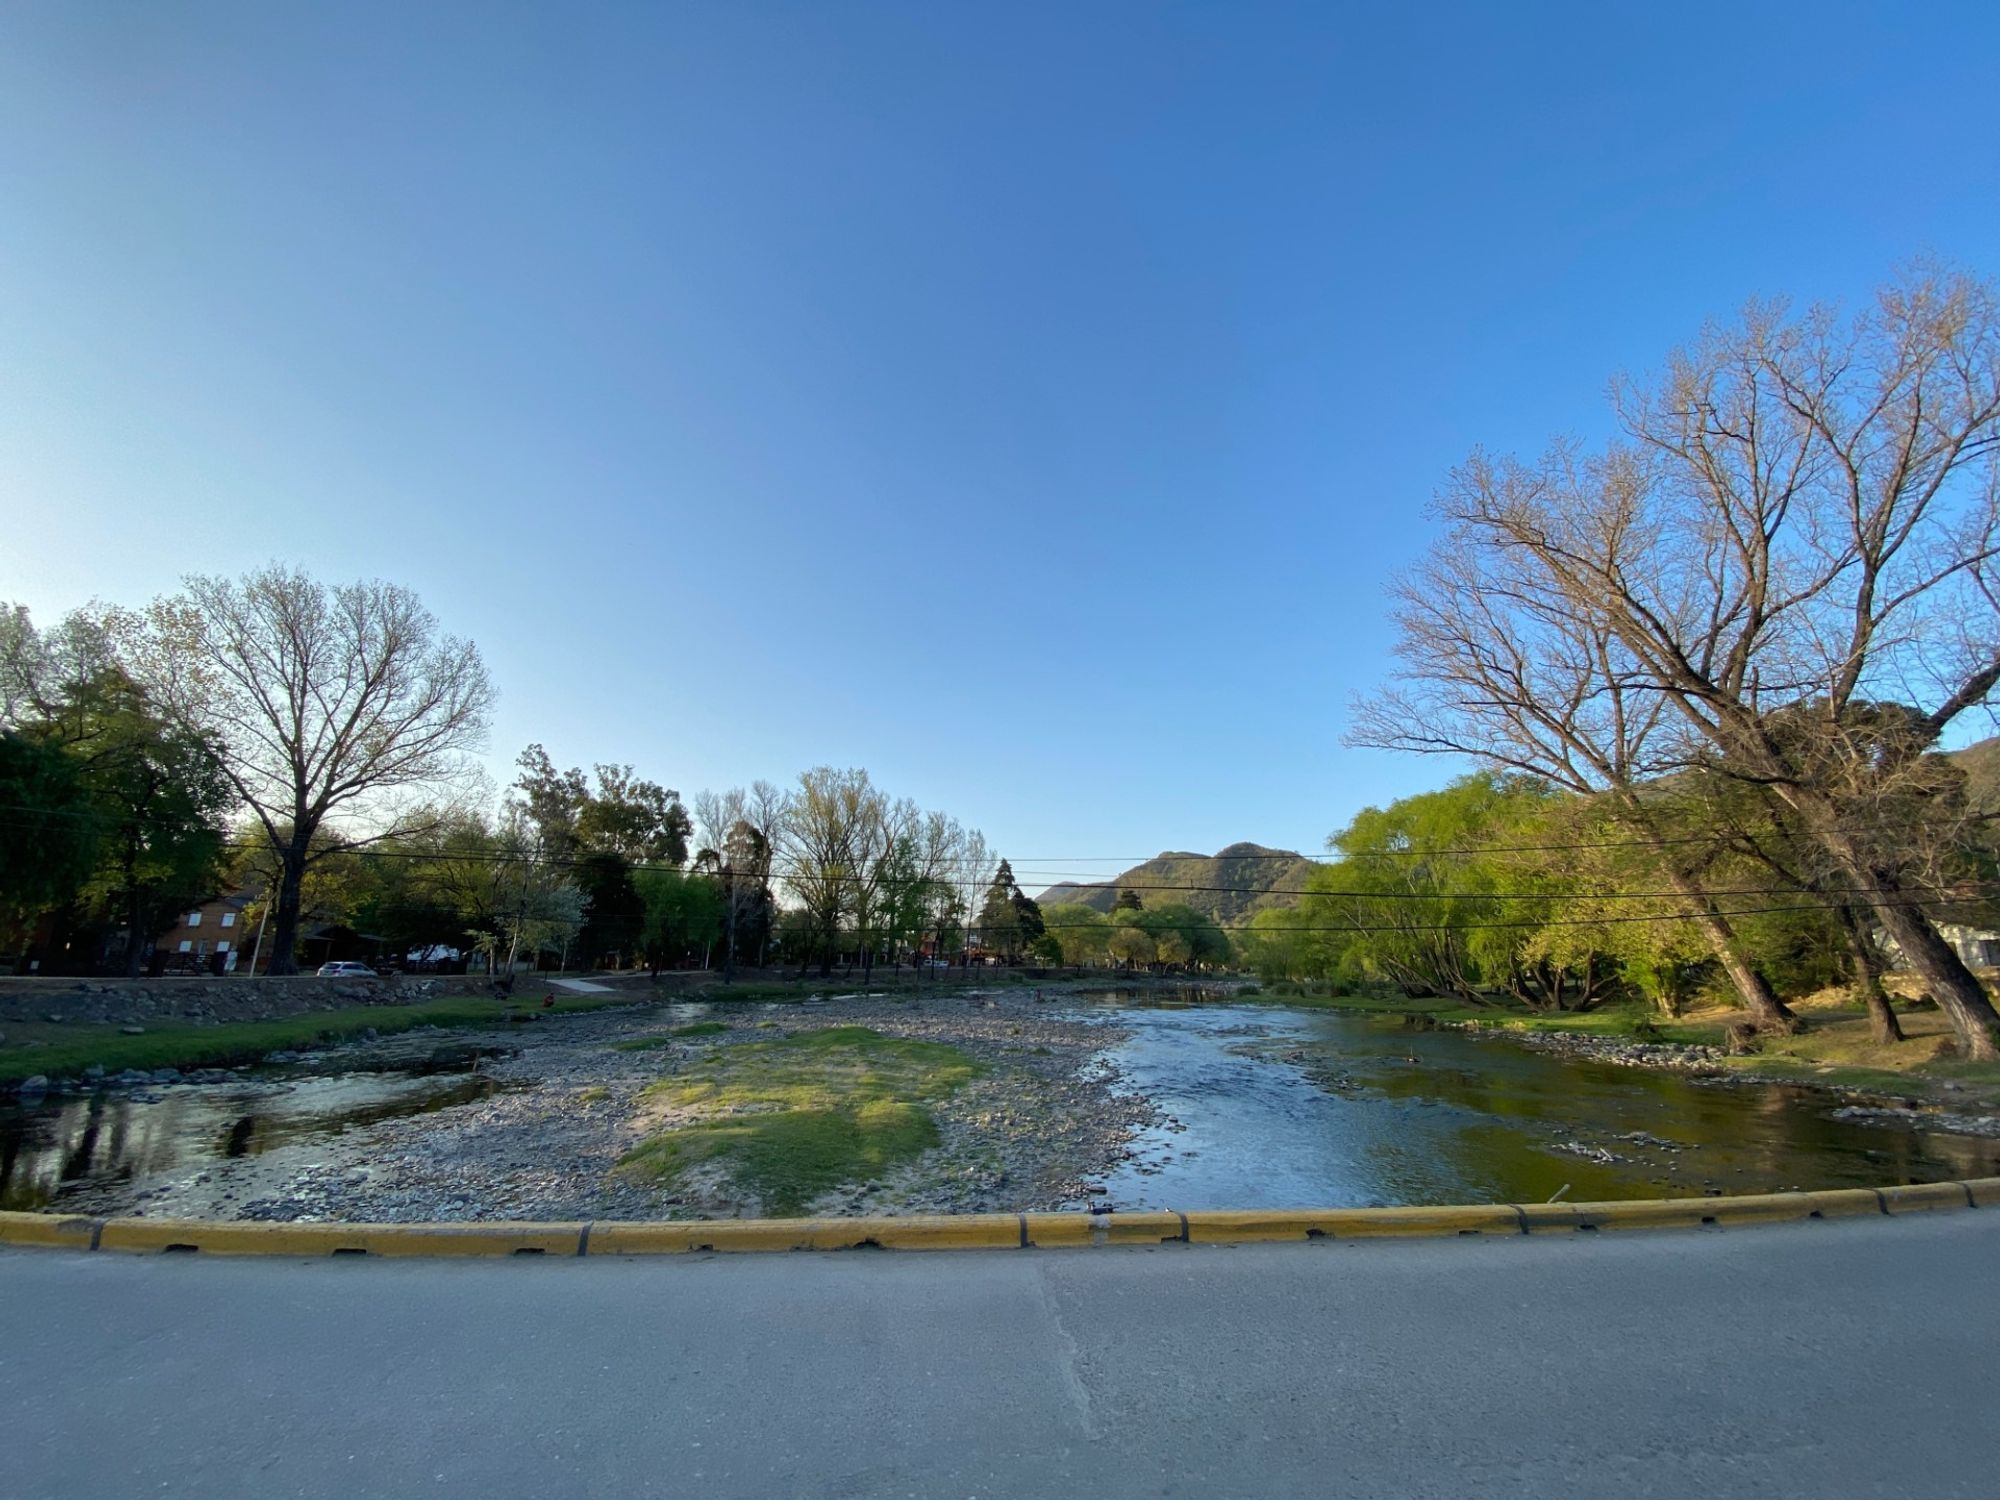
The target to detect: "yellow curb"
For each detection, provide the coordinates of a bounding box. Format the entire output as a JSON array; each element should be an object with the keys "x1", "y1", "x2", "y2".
[
  {"x1": 1877, "y1": 1182, "x2": 1974, "y2": 1214},
  {"x1": 1963, "y1": 1177, "x2": 2000, "y2": 1208},
  {"x1": 1183, "y1": 1205, "x2": 1522, "y2": 1243},
  {"x1": 96, "y1": 1219, "x2": 587, "y2": 1256},
  {"x1": 1520, "y1": 1189, "x2": 1884, "y2": 1232},
  {"x1": 1021, "y1": 1212, "x2": 1185, "y2": 1248},
  {"x1": 0, "y1": 1180, "x2": 1981, "y2": 1260},
  {"x1": 858, "y1": 1214, "x2": 1025, "y2": 1250},
  {"x1": 0, "y1": 1209, "x2": 98, "y2": 1249},
  {"x1": 587, "y1": 1216, "x2": 1020, "y2": 1254}
]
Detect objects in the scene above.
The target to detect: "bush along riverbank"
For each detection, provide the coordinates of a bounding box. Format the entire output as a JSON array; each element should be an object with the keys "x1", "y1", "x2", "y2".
[{"x1": 1237, "y1": 982, "x2": 2000, "y2": 1135}]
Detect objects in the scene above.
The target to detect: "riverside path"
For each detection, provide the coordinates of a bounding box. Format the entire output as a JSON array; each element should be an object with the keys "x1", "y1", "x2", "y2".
[{"x1": 1, "y1": 1210, "x2": 1994, "y2": 1498}]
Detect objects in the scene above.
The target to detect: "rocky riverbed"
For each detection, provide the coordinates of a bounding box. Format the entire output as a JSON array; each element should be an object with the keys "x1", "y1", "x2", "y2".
[{"x1": 35, "y1": 988, "x2": 1159, "y2": 1224}]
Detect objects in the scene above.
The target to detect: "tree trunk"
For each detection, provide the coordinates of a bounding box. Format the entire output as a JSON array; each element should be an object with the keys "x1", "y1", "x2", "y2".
[
  {"x1": 1870, "y1": 898, "x2": 1998, "y2": 1060},
  {"x1": 1834, "y1": 905, "x2": 1903, "y2": 1045},
  {"x1": 1659, "y1": 865, "x2": 1797, "y2": 1033},
  {"x1": 120, "y1": 850, "x2": 148, "y2": 977},
  {"x1": 267, "y1": 846, "x2": 308, "y2": 976},
  {"x1": 1786, "y1": 804, "x2": 2000, "y2": 1060}
]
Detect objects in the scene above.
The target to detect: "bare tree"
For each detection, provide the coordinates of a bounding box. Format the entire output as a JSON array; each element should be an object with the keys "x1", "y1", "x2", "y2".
[
  {"x1": 951, "y1": 827, "x2": 992, "y2": 963},
  {"x1": 1433, "y1": 265, "x2": 2000, "y2": 1057},
  {"x1": 135, "y1": 566, "x2": 493, "y2": 975},
  {"x1": 1351, "y1": 525, "x2": 1800, "y2": 1031},
  {"x1": 694, "y1": 786, "x2": 778, "y2": 981},
  {"x1": 850, "y1": 795, "x2": 918, "y2": 981},
  {"x1": 777, "y1": 767, "x2": 885, "y2": 975}
]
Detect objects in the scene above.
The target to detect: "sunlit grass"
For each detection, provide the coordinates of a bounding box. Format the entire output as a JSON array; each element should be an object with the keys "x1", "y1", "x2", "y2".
[{"x1": 616, "y1": 1025, "x2": 980, "y2": 1213}]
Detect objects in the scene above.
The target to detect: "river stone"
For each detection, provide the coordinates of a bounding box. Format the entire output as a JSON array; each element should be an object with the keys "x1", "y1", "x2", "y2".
[
  {"x1": 16, "y1": 1075, "x2": 48, "y2": 1095},
  {"x1": 120, "y1": 1025, "x2": 147, "y2": 1036},
  {"x1": 82, "y1": 1064, "x2": 105, "y2": 1081}
]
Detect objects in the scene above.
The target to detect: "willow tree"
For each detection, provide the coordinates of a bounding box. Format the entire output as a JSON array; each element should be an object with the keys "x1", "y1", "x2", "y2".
[
  {"x1": 1419, "y1": 265, "x2": 2000, "y2": 1058},
  {"x1": 137, "y1": 567, "x2": 492, "y2": 975}
]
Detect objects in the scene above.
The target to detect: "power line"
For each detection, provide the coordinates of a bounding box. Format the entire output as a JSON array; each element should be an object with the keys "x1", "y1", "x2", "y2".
[{"x1": 2, "y1": 809, "x2": 1991, "y2": 916}]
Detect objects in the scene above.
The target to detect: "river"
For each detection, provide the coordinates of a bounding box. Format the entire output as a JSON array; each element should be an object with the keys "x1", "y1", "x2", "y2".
[
  {"x1": 4, "y1": 992, "x2": 1996, "y2": 1216},
  {"x1": 1079, "y1": 994, "x2": 2000, "y2": 1208}
]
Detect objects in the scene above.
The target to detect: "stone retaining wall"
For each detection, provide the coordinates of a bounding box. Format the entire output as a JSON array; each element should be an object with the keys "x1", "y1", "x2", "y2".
[{"x1": 0, "y1": 975, "x2": 477, "y2": 1027}]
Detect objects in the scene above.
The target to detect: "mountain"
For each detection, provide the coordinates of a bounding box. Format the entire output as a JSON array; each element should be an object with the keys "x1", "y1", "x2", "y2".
[
  {"x1": 1951, "y1": 737, "x2": 2000, "y2": 816},
  {"x1": 1036, "y1": 842, "x2": 1317, "y2": 926}
]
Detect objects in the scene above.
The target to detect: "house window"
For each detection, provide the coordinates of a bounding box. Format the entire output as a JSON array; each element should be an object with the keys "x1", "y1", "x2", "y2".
[
  {"x1": 187, "y1": 911, "x2": 203, "y2": 927},
  {"x1": 178, "y1": 940, "x2": 193, "y2": 953},
  {"x1": 221, "y1": 913, "x2": 236, "y2": 929},
  {"x1": 216, "y1": 941, "x2": 231, "y2": 954}
]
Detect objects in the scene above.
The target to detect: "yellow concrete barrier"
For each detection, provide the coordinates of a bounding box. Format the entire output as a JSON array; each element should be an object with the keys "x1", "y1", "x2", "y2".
[
  {"x1": 96, "y1": 1219, "x2": 586, "y2": 1256},
  {"x1": 1021, "y1": 1212, "x2": 1185, "y2": 1247},
  {"x1": 1962, "y1": 1177, "x2": 2000, "y2": 1208},
  {"x1": 587, "y1": 1216, "x2": 1022, "y2": 1254},
  {"x1": 859, "y1": 1214, "x2": 1025, "y2": 1250},
  {"x1": 1521, "y1": 1189, "x2": 1883, "y2": 1233},
  {"x1": 0, "y1": 1209, "x2": 97, "y2": 1249},
  {"x1": 1877, "y1": 1181, "x2": 1974, "y2": 1214},
  {"x1": 0, "y1": 1179, "x2": 1981, "y2": 1259},
  {"x1": 1183, "y1": 1205, "x2": 1522, "y2": 1243}
]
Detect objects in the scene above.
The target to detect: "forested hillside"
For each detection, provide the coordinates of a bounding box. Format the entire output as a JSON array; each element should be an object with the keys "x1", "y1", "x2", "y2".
[{"x1": 1036, "y1": 842, "x2": 1315, "y2": 925}]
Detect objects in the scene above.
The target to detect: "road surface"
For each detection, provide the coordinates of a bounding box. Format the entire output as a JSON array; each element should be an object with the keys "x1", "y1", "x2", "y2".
[{"x1": 2, "y1": 1211, "x2": 1995, "y2": 1498}]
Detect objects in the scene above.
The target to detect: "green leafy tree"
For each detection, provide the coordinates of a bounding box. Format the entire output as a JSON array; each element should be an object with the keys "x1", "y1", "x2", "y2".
[
  {"x1": 1, "y1": 609, "x2": 232, "y2": 972},
  {"x1": 1108, "y1": 922, "x2": 1155, "y2": 969},
  {"x1": 1042, "y1": 903, "x2": 1110, "y2": 966},
  {"x1": 0, "y1": 731, "x2": 100, "y2": 949},
  {"x1": 978, "y1": 858, "x2": 1027, "y2": 960},
  {"x1": 636, "y1": 867, "x2": 725, "y2": 974},
  {"x1": 1315, "y1": 773, "x2": 1611, "y2": 1009},
  {"x1": 62, "y1": 672, "x2": 233, "y2": 974}
]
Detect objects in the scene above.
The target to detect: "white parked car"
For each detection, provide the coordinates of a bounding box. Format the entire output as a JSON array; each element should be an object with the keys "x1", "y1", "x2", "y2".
[{"x1": 316, "y1": 961, "x2": 377, "y2": 977}]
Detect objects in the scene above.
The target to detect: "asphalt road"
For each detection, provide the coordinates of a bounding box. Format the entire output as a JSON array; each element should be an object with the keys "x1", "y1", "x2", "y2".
[{"x1": 2, "y1": 1212, "x2": 1995, "y2": 1499}]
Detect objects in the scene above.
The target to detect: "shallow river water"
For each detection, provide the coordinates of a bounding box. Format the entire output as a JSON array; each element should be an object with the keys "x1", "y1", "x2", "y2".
[
  {"x1": 1080, "y1": 997, "x2": 2000, "y2": 1208},
  {"x1": 0, "y1": 1067, "x2": 506, "y2": 1212}
]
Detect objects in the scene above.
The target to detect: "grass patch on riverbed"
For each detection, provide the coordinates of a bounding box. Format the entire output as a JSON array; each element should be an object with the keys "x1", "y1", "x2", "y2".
[
  {"x1": 0, "y1": 994, "x2": 636, "y2": 1084},
  {"x1": 612, "y1": 1022, "x2": 732, "y2": 1052},
  {"x1": 616, "y1": 1025, "x2": 981, "y2": 1214}
]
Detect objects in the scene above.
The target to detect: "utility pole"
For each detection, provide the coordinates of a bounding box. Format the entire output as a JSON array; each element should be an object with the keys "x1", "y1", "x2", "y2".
[{"x1": 247, "y1": 900, "x2": 270, "y2": 977}]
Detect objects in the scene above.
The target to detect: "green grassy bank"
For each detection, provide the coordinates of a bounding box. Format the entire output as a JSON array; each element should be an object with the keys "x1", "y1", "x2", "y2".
[{"x1": 0, "y1": 993, "x2": 639, "y2": 1085}]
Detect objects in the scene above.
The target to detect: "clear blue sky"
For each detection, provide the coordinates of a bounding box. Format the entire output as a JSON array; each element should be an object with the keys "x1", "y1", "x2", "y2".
[{"x1": 3, "y1": 2, "x2": 1997, "y2": 889}]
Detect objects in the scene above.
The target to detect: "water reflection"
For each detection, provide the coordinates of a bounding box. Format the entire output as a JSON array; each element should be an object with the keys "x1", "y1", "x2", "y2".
[
  {"x1": 1075, "y1": 995, "x2": 2000, "y2": 1210},
  {"x1": 0, "y1": 1071, "x2": 502, "y2": 1211}
]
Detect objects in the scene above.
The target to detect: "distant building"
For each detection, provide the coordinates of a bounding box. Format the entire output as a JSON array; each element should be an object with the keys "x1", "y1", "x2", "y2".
[
  {"x1": 154, "y1": 890, "x2": 256, "y2": 972},
  {"x1": 1876, "y1": 923, "x2": 2000, "y2": 972}
]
